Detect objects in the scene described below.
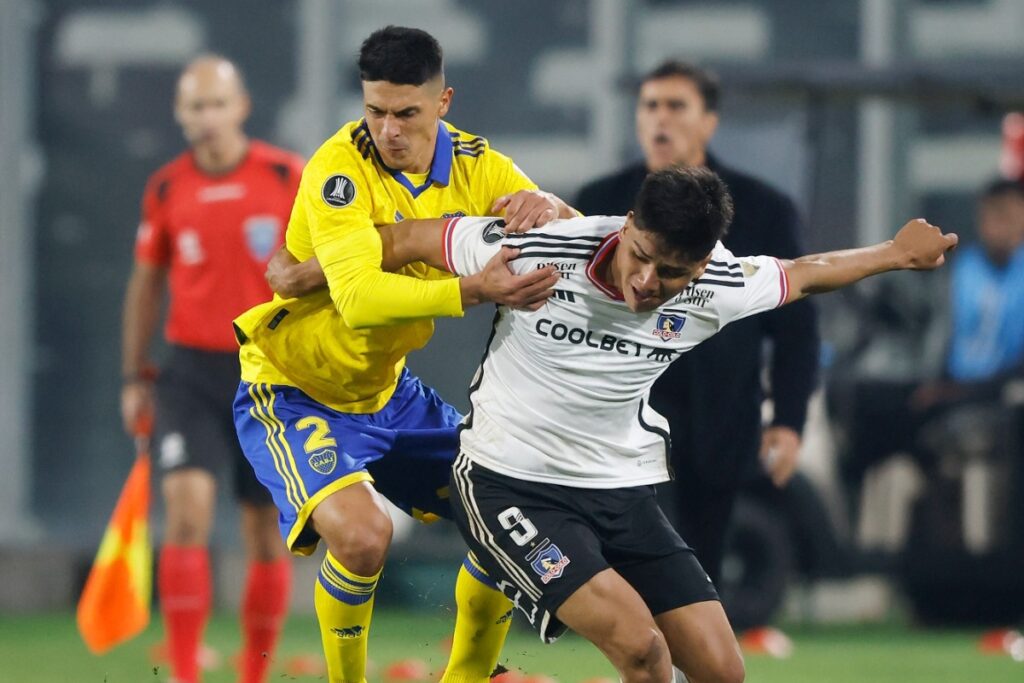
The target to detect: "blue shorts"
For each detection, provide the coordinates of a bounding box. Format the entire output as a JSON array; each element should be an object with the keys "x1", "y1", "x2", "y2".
[{"x1": 233, "y1": 369, "x2": 461, "y2": 555}]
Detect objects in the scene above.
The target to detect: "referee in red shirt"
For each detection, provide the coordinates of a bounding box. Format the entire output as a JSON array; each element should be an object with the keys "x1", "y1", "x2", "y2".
[{"x1": 120, "y1": 55, "x2": 303, "y2": 683}]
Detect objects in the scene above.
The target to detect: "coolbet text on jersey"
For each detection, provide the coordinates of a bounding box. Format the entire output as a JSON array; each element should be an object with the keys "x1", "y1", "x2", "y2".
[
  {"x1": 441, "y1": 215, "x2": 789, "y2": 488},
  {"x1": 234, "y1": 119, "x2": 536, "y2": 412}
]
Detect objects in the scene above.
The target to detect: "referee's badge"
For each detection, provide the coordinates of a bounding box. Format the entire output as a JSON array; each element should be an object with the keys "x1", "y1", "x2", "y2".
[
  {"x1": 322, "y1": 174, "x2": 357, "y2": 208},
  {"x1": 244, "y1": 216, "x2": 281, "y2": 261},
  {"x1": 308, "y1": 448, "x2": 337, "y2": 475},
  {"x1": 652, "y1": 313, "x2": 686, "y2": 341},
  {"x1": 531, "y1": 544, "x2": 570, "y2": 584}
]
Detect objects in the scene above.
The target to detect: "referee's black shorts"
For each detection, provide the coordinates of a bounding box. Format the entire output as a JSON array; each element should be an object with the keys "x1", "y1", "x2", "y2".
[
  {"x1": 450, "y1": 452, "x2": 719, "y2": 643},
  {"x1": 154, "y1": 344, "x2": 271, "y2": 504}
]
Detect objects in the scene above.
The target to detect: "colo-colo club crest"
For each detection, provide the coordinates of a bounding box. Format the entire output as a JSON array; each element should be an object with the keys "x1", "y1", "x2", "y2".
[{"x1": 652, "y1": 313, "x2": 685, "y2": 341}]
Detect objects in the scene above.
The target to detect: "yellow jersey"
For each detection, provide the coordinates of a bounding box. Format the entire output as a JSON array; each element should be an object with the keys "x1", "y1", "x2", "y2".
[{"x1": 234, "y1": 119, "x2": 537, "y2": 412}]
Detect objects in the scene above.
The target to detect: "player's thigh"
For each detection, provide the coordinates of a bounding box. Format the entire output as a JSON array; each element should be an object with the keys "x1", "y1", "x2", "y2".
[
  {"x1": 153, "y1": 361, "x2": 223, "y2": 536},
  {"x1": 154, "y1": 354, "x2": 230, "y2": 479},
  {"x1": 654, "y1": 601, "x2": 744, "y2": 683},
  {"x1": 366, "y1": 368, "x2": 462, "y2": 521},
  {"x1": 603, "y1": 488, "x2": 719, "y2": 616},
  {"x1": 239, "y1": 501, "x2": 288, "y2": 561},
  {"x1": 556, "y1": 568, "x2": 670, "y2": 675},
  {"x1": 449, "y1": 453, "x2": 606, "y2": 642},
  {"x1": 233, "y1": 381, "x2": 387, "y2": 556}
]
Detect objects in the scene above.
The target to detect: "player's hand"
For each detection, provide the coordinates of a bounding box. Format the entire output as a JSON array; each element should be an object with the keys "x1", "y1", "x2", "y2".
[
  {"x1": 462, "y1": 246, "x2": 559, "y2": 310},
  {"x1": 120, "y1": 380, "x2": 154, "y2": 437},
  {"x1": 760, "y1": 426, "x2": 801, "y2": 488},
  {"x1": 891, "y1": 219, "x2": 958, "y2": 270},
  {"x1": 265, "y1": 246, "x2": 327, "y2": 298},
  {"x1": 492, "y1": 190, "x2": 561, "y2": 234}
]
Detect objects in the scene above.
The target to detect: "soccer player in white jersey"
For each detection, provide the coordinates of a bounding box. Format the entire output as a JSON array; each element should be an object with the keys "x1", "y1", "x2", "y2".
[{"x1": 368, "y1": 166, "x2": 957, "y2": 682}]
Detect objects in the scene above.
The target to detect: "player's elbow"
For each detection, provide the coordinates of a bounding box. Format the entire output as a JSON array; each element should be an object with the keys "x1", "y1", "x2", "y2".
[{"x1": 337, "y1": 301, "x2": 383, "y2": 329}]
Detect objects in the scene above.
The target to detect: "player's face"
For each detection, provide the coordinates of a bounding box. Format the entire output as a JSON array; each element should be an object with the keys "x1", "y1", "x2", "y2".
[
  {"x1": 636, "y1": 76, "x2": 718, "y2": 172},
  {"x1": 614, "y1": 219, "x2": 711, "y2": 313},
  {"x1": 362, "y1": 78, "x2": 453, "y2": 174},
  {"x1": 175, "y1": 61, "x2": 250, "y2": 150},
  {"x1": 978, "y1": 193, "x2": 1024, "y2": 265}
]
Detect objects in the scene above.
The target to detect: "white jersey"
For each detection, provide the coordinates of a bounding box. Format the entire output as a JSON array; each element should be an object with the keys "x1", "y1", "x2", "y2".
[{"x1": 443, "y1": 215, "x2": 789, "y2": 488}]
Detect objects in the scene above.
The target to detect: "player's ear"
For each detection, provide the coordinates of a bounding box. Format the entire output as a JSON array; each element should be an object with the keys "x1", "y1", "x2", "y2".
[
  {"x1": 690, "y1": 252, "x2": 714, "y2": 280},
  {"x1": 438, "y1": 86, "x2": 454, "y2": 118},
  {"x1": 700, "y1": 110, "x2": 719, "y2": 146},
  {"x1": 621, "y1": 212, "x2": 635, "y2": 237},
  {"x1": 239, "y1": 91, "x2": 252, "y2": 122}
]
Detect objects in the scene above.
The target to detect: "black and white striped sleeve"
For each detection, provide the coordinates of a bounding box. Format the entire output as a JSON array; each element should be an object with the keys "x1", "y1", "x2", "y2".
[
  {"x1": 441, "y1": 216, "x2": 506, "y2": 276},
  {"x1": 711, "y1": 252, "x2": 790, "y2": 327}
]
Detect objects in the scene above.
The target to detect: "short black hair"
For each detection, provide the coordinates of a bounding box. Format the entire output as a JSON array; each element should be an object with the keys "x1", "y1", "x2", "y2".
[
  {"x1": 358, "y1": 26, "x2": 443, "y2": 85},
  {"x1": 980, "y1": 177, "x2": 1024, "y2": 203},
  {"x1": 640, "y1": 60, "x2": 720, "y2": 112},
  {"x1": 632, "y1": 166, "x2": 733, "y2": 263}
]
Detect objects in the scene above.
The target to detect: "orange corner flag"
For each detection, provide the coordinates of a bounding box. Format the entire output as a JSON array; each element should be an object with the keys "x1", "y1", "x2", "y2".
[{"x1": 77, "y1": 444, "x2": 153, "y2": 653}]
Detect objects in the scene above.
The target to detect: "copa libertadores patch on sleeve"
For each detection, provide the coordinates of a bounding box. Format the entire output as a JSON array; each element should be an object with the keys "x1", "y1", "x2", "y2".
[{"x1": 321, "y1": 174, "x2": 357, "y2": 208}]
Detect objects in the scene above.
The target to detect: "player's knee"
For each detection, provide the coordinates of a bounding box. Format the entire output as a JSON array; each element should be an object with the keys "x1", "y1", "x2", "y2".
[
  {"x1": 611, "y1": 627, "x2": 671, "y2": 682},
  {"x1": 163, "y1": 515, "x2": 210, "y2": 545},
  {"x1": 705, "y1": 650, "x2": 745, "y2": 683},
  {"x1": 321, "y1": 509, "x2": 393, "y2": 575}
]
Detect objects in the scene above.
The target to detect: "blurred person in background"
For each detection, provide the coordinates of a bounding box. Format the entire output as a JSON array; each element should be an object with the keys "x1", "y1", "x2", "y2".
[
  {"x1": 233, "y1": 26, "x2": 573, "y2": 683},
  {"x1": 841, "y1": 179, "x2": 1024, "y2": 497},
  {"x1": 120, "y1": 55, "x2": 303, "y2": 683},
  {"x1": 575, "y1": 61, "x2": 820, "y2": 590}
]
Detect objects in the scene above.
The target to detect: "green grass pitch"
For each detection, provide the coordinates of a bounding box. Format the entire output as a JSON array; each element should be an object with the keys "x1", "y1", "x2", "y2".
[{"x1": 0, "y1": 610, "x2": 1020, "y2": 682}]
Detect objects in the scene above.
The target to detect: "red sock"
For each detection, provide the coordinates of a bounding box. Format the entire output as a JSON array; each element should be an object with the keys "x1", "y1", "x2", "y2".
[
  {"x1": 158, "y1": 545, "x2": 212, "y2": 683},
  {"x1": 240, "y1": 558, "x2": 292, "y2": 683}
]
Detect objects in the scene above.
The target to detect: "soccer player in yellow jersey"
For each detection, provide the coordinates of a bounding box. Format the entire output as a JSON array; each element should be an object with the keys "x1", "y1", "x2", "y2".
[{"x1": 232, "y1": 27, "x2": 574, "y2": 683}]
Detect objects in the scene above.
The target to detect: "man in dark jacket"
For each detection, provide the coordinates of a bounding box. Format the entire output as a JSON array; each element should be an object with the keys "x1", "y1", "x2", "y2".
[{"x1": 576, "y1": 61, "x2": 820, "y2": 587}]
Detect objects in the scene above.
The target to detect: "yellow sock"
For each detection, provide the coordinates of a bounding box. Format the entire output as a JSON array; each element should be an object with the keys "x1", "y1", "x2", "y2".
[
  {"x1": 442, "y1": 553, "x2": 514, "y2": 683},
  {"x1": 314, "y1": 551, "x2": 380, "y2": 683}
]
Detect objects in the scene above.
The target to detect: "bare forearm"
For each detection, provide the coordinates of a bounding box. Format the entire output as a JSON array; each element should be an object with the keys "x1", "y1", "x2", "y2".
[
  {"x1": 786, "y1": 241, "x2": 899, "y2": 300},
  {"x1": 378, "y1": 219, "x2": 449, "y2": 271},
  {"x1": 379, "y1": 219, "x2": 492, "y2": 306},
  {"x1": 378, "y1": 218, "x2": 488, "y2": 308},
  {"x1": 121, "y1": 265, "x2": 166, "y2": 379},
  {"x1": 784, "y1": 219, "x2": 956, "y2": 304}
]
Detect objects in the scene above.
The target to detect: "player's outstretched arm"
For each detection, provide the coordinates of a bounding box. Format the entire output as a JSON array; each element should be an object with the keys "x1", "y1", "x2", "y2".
[
  {"x1": 781, "y1": 219, "x2": 958, "y2": 305},
  {"x1": 380, "y1": 219, "x2": 559, "y2": 310}
]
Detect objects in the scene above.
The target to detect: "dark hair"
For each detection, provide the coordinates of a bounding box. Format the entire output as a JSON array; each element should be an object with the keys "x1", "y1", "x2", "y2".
[
  {"x1": 640, "y1": 60, "x2": 720, "y2": 112},
  {"x1": 358, "y1": 26, "x2": 443, "y2": 85},
  {"x1": 632, "y1": 166, "x2": 733, "y2": 262},
  {"x1": 980, "y1": 177, "x2": 1024, "y2": 202}
]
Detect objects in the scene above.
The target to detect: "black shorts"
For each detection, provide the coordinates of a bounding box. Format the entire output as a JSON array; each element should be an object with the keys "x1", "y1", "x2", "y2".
[
  {"x1": 450, "y1": 452, "x2": 719, "y2": 642},
  {"x1": 154, "y1": 345, "x2": 271, "y2": 504}
]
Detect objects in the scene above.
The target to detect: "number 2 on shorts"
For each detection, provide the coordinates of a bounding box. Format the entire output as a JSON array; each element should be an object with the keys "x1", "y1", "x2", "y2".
[{"x1": 296, "y1": 416, "x2": 337, "y2": 453}]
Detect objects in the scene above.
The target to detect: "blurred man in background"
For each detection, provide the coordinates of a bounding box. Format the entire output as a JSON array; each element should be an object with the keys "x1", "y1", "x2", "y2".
[
  {"x1": 233, "y1": 26, "x2": 572, "y2": 683},
  {"x1": 121, "y1": 55, "x2": 303, "y2": 683},
  {"x1": 842, "y1": 179, "x2": 1024, "y2": 496},
  {"x1": 576, "y1": 61, "x2": 820, "y2": 590}
]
